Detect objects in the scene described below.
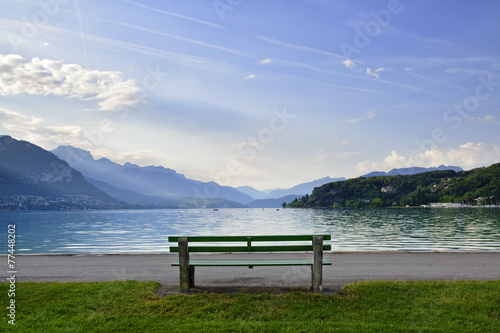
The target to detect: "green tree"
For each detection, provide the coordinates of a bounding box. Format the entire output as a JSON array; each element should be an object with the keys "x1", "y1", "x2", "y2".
[{"x1": 372, "y1": 198, "x2": 383, "y2": 208}]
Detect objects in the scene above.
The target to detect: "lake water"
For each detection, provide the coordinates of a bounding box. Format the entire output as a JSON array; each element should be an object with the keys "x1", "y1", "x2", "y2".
[{"x1": 1, "y1": 208, "x2": 500, "y2": 254}]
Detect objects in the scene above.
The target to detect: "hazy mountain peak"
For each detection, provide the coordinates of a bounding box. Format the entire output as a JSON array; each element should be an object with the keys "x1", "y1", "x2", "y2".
[
  {"x1": 141, "y1": 165, "x2": 185, "y2": 178},
  {"x1": 265, "y1": 176, "x2": 346, "y2": 199},
  {"x1": 124, "y1": 162, "x2": 140, "y2": 169},
  {"x1": 52, "y1": 146, "x2": 123, "y2": 174},
  {"x1": 52, "y1": 145, "x2": 92, "y2": 159},
  {"x1": 235, "y1": 186, "x2": 268, "y2": 200}
]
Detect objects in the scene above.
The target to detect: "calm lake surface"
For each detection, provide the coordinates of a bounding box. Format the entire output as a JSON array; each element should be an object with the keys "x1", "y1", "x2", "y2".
[{"x1": 1, "y1": 208, "x2": 500, "y2": 254}]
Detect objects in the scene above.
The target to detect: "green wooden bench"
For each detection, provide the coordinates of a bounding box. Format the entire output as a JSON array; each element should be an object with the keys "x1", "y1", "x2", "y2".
[{"x1": 168, "y1": 235, "x2": 332, "y2": 293}]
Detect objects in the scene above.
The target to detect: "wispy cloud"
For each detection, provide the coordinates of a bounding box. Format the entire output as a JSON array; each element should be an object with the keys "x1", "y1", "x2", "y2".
[
  {"x1": 366, "y1": 110, "x2": 375, "y2": 119},
  {"x1": 345, "y1": 110, "x2": 375, "y2": 123},
  {"x1": 388, "y1": 102, "x2": 414, "y2": 110},
  {"x1": 26, "y1": 23, "x2": 255, "y2": 81},
  {"x1": 274, "y1": 59, "x2": 361, "y2": 80},
  {"x1": 104, "y1": 20, "x2": 250, "y2": 57},
  {"x1": 406, "y1": 71, "x2": 469, "y2": 91},
  {"x1": 258, "y1": 58, "x2": 272, "y2": 65},
  {"x1": 0, "y1": 107, "x2": 166, "y2": 165},
  {"x1": 0, "y1": 54, "x2": 142, "y2": 110},
  {"x1": 244, "y1": 74, "x2": 256, "y2": 80},
  {"x1": 384, "y1": 24, "x2": 466, "y2": 55},
  {"x1": 386, "y1": 56, "x2": 494, "y2": 71},
  {"x1": 0, "y1": 107, "x2": 86, "y2": 148},
  {"x1": 268, "y1": 65, "x2": 394, "y2": 96},
  {"x1": 334, "y1": 151, "x2": 361, "y2": 159},
  {"x1": 445, "y1": 68, "x2": 494, "y2": 76},
  {"x1": 467, "y1": 115, "x2": 497, "y2": 123},
  {"x1": 355, "y1": 142, "x2": 500, "y2": 174},
  {"x1": 314, "y1": 147, "x2": 360, "y2": 163},
  {"x1": 73, "y1": 0, "x2": 88, "y2": 68},
  {"x1": 254, "y1": 34, "x2": 345, "y2": 59},
  {"x1": 342, "y1": 59, "x2": 356, "y2": 70},
  {"x1": 365, "y1": 67, "x2": 390, "y2": 79},
  {"x1": 92, "y1": 147, "x2": 167, "y2": 166},
  {"x1": 122, "y1": 0, "x2": 223, "y2": 29},
  {"x1": 366, "y1": 67, "x2": 380, "y2": 79}
]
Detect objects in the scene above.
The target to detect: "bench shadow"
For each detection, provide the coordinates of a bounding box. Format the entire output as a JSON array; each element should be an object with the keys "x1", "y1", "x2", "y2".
[{"x1": 155, "y1": 284, "x2": 341, "y2": 296}]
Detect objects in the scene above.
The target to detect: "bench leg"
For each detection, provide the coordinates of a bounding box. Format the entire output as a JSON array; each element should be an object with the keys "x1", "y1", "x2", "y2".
[
  {"x1": 189, "y1": 266, "x2": 195, "y2": 288},
  {"x1": 311, "y1": 265, "x2": 314, "y2": 290},
  {"x1": 179, "y1": 237, "x2": 190, "y2": 293},
  {"x1": 312, "y1": 236, "x2": 323, "y2": 293}
]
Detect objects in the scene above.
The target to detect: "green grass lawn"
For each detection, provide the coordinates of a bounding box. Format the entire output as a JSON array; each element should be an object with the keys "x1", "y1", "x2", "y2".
[{"x1": 1, "y1": 280, "x2": 499, "y2": 332}]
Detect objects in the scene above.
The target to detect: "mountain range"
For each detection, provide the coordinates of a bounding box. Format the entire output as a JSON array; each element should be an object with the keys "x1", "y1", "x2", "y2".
[
  {"x1": 50, "y1": 146, "x2": 350, "y2": 208},
  {"x1": 0, "y1": 135, "x2": 468, "y2": 210},
  {"x1": 0, "y1": 135, "x2": 117, "y2": 209},
  {"x1": 237, "y1": 176, "x2": 347, "y2": 200},
  {"x1": 51, "y1": 145, "x2": 253, "y2": 205}
]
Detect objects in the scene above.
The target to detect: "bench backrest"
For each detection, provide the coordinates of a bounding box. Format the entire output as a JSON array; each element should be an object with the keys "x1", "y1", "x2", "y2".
[{"x1": 168, "y1": 235, "x2": 331, "y2": 253}]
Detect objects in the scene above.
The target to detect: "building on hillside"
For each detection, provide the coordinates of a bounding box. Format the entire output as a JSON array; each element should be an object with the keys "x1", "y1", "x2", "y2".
[{"x1": 380, "y1": 186, "x2": 394, "y2": 193}]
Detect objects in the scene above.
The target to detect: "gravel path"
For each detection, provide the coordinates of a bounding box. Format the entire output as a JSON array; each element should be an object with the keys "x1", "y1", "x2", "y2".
[{"x1": 8, "y1": 252, "x2": 500, "y2": 293}]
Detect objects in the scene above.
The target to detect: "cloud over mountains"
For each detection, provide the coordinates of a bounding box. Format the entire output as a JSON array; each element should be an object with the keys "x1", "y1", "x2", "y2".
[
  {"x1": 356, "y1": 142, "x2": 500, "y2": 174},
  {"x1": 0, "y1": 54, "x2": 142, "y2": 110}
]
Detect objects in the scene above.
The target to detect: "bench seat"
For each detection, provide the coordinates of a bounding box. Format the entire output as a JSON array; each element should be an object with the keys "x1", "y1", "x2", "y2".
[{"x1": 172, "y1": 258, "x2": 332, "y2": 267}]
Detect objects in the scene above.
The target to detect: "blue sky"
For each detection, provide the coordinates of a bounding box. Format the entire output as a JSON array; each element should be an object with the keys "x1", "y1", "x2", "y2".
[{"x1": 1, "y1": 0, "x2": 500, "y2": 190}]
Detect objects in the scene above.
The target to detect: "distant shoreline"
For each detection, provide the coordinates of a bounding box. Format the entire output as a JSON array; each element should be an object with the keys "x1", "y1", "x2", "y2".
[
  {"x1": 286, "y1": 205, "x2": 500, "y2": 209},
  {"x1": 2, "y1": 205, "x2": 500, "y2": 211}
]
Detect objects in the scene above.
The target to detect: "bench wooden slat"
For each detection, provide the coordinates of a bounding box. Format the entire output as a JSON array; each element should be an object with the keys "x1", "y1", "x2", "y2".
[
  {"x1": 171, "y1": 258, "x2": 332, "y2": 267},
  {"x1": 170, "y1": 245, "x2": 331, "y2": 253},
  {"x1": 168, "y1": 235, "x2": 331, "y2": 242}
]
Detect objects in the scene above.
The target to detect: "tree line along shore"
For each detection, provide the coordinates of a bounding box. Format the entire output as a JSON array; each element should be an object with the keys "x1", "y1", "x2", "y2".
[{"x1": 287, "y1": 163, "x2": 500, "y2": 209}]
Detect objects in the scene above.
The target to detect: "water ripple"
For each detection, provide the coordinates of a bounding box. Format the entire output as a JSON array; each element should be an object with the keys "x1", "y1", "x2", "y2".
[{"x1": 1, "y1": 208, "x2": 499, "y2": 253}]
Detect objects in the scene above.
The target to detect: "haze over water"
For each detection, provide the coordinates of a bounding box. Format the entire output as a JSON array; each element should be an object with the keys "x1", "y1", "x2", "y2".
[{"x1": 1, "y1": 208, "x2": 499, "y2": 254}]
